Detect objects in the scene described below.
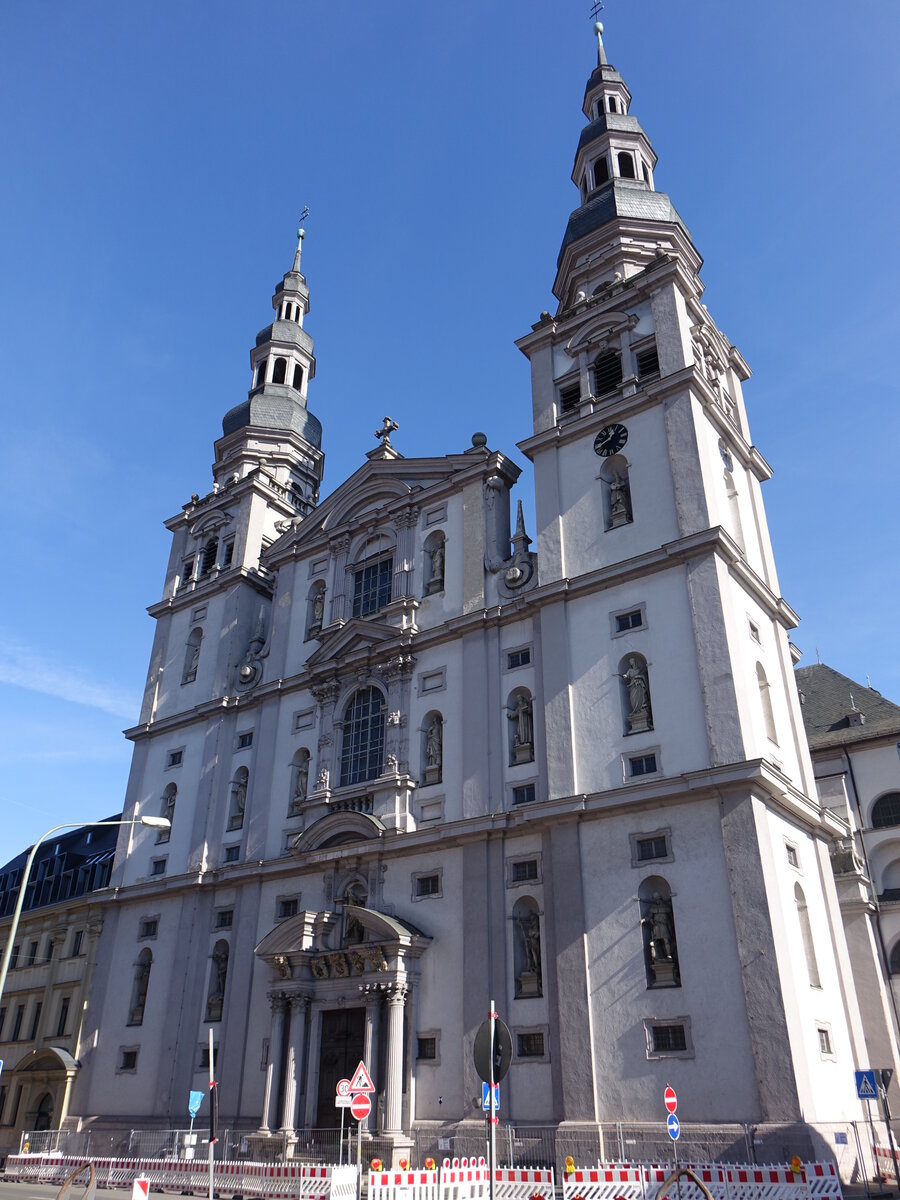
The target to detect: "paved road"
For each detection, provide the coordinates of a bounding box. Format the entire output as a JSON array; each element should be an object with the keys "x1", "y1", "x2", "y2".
[{"x1": 0, "y1": 1186, "x2": 133, "y2": 1200}]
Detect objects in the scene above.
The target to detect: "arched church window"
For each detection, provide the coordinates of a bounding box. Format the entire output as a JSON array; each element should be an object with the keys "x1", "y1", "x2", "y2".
[
  {"x1": 339, "y1": 687, "x2": 386, "y2": 787},
  {"x1": 607, "y1": 95, "x2": 617, "y2": 113},
  {"x1": 794, "y1": 883, "x2": 821, "y2": 988},
  {"x1": 618, "y1": 652, "x2": 652, "y2": 734},
  {"x1": 292, "y1": 363, "x2": 304, "y2": 390},
  {"x1": 592, "y1": 348, "x2": 622, "y2": 397},
  {"x1": 422, "y1": 712, "x2": 443, "y2": 785},
  {"x1": 206, "y1": 940, "x2": 229, "y2": 1022},
  {"x1": 306, "y1": 582, "x2": 326, "y2": 639},
  {"x1": 255, "y1": 358, "x2": 267, "y2": 388},
  {"x1": 507, "y1": 688, "x2": 535, "y2": 766},
  {"x1": 600, "y1": 454, "x2": 632, "y2": 529},
  {"x1": 182, "y1": 628, "x2": 202, "y2": 685},
  {"x1": 513, "y1": 896, "x2": 542, "y2": 997},
  {"x1": 128, "y1": 948, "x2": 152, "y2": 1025},
  {"x1": 593, "y1": 156, "x2": 610, "y2": 188},
  {"x1": 639, "y1": 876, "x2": 680, "y2": 987},
  {"x1": 890, "y1": 941, "x2": 900, "y2": 976},
  {"x1": 272, "y1": 357, "x2": 287, "y2": 385},
  {"x1": 158, "y1": 784, "x2": 176, "y2": 843},
  {"x1": 873, "y1": 793, "x2": 900, "y2": 829},
  {"x1": 34, "y1": 1092, "x2": 53, "y2": 1132},
  {"x1": 423, "y1": 532, "x2": 445, "y2": 596},
  {"x1": 228, "y1": 768, "x2": 248, "y2": 831},
  {"x1": 288, "y1": 749, "x2": 310, "y2": 816},
  {"x1": 756, "y1": 662, "x2": 777, "y2": 743},
  {"x1": 617, "y1": 151, "x2": 636, "y2": 179},
  {"x1": 198, "y1": 538, "x2": 218, "y2": 578}
]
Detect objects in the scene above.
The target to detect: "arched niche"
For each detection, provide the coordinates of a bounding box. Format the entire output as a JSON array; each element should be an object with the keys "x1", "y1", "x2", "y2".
[
  {"x1": 600, "y1": 454, "x2": 632, "y2": 529},
  {"x1": 618, "y1": 652, "x2": 652, "y2": 734},
  {"x1": 506, "y1": 688, "x2": 534, "y2": 765},
  {"x1": 422, "y1": 711, "x2": 443, "y2": 785},
  {"x1": 638, "y1": 875, "x2": 679, "y2": 987},
  {"x1": 512, "y1": 895, "x2": 542, "y2": 997},
  {"x1": 423, "y1": 531, "x2": 446, "y2": 596},
  {"x1": 289, "y1": 748, "x2": 311, "y2": 816},
  {"x1": 306, "y1": 581, "x2": 326, "y2": 639}
]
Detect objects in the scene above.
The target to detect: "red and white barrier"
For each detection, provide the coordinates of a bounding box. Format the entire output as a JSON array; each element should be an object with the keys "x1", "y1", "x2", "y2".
[
  {"x1": 492, "y1": 1166, "x2": 555, "y2": 1200},
  {"x1": 561, "y1": 1163, "x2": 842, "y2": 1200},
  {"x1": 369, "y1": 1168, "x2": 438, "y2": 1200}
]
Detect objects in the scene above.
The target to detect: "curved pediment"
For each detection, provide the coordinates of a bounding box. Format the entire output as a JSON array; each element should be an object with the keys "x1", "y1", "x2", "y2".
[
  {"x1": 292, "y1": 809, "x2": 386, "y2": 853},
  {"x1": 13, "y1": 1045, "x2": 78, "y2": 1073},
  {"x1": 565, "y1": 309, "x2": 637, "y2": 355}
]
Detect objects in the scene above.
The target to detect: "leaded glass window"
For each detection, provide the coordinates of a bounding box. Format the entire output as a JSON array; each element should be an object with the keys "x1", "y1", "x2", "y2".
[
  {"x1": 352, "y1": 556, "x2": 393, "y2": 617},
  {"x1": 340, "y1": 687, "x2": 385, "y2": 786}
]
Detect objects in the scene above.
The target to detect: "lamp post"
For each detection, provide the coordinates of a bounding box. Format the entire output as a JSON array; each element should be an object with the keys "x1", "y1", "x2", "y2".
[{"x1": 0, "y1": 815, "x2": 171, "y2": 1009}]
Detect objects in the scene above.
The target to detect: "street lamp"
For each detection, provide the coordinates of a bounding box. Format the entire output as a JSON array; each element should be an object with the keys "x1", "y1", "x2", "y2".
[{"x1": 0, "y1": 815, "x2": 171, "y2": 1009}]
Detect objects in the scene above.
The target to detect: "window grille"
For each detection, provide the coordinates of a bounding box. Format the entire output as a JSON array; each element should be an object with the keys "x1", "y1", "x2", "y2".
[
  {"x1": 517, "y1": 1031, "x2": 545, "y2": 1057},
  {"x1": 417, "y1": 1037, "x2": 437, "y2": 1060},
  {"x1": 512, "y1": 859, "x2": 538, "y2": 883},
  {"x1": 416, "y1": 874, "x2": 440, "y2": 897},
  {"x1": 651, "y1": 1023, "x2": 686, "y2": 1053}
]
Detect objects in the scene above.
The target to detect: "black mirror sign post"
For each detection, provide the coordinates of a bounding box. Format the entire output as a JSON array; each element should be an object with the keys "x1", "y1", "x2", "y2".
[{"x1": 474, "y1": 1004, "x2": 512, "y2": 1200}]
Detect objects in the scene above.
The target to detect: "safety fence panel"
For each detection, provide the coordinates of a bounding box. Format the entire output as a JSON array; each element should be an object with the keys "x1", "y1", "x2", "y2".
[
  {"x1": 561, "y1": 1163, "x2": 842, "y2": 1200},
  {"x1": 802, "y1": 1163, "x2": 842, "y2": 1198},
  {"x1": 440, "y1": 1156, "x2": 490, "y2": 1200},
  {"x1": 873, "y1": 1146, "x2": 898, "y2": 1184},
  {"x1": 369, "y1": 1167, "x2": 439, "y2": 1200},
  {"x1": 562, "y1": 1165, "x2": 648, "y2": 1200},
  {"x1": 492, "y1": 1166, "x2": 555, "y2": 1200}
]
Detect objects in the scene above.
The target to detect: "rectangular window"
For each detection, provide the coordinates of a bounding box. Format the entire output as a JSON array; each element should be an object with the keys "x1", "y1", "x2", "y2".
[
  {"x1": 167, "y1": 750, "x2": 183, "y2": 768},
  {"x1": 199, "y1": 1046, "x2": 219, "y2": 1070},
  {"x1": 559, "y1": 383, "x2": 581, "y2": 413},
  {"x1": 817, "y1": 1027, "x2": 833, "y2": 1055},
  {"x1": 28, "y1": 1002, "x2": 42, "y2": 1042},
  {"x1": 629, "y1": 754, "x2": 658, "y2": 777},
  {"x1": 224, "y1": 846, "x2": 240, "y2": 863},
  {"x1": 9, "y1": 945, "x2": 18, "y2": 969},
  {"x1": 56, "y1": 997, "x2": 70, "y2": 1037},
  {"x1": 11, "y1": 1005, "x2": 24, "y2": 1041},
  {"x1": 636, "y1": 835, "x2": 669, "y2": 862},
  {"x1": 27, "y1": 940, "x2": 38, "y2": 966},
  {"x1": 513, "y1": 784, "x2": 536, "y2": 806},
  {"x1": 635, "y1": 342, "x2": 660, "y2": 379},
  {"x1": 749, "y1": 620, "x2": 761, "y2": 643},
  {"x1": 652, "y1": 1023, "x2": 687, "y2": 1053},
  {"x1": 615, "y1": 609, "x2": 644, "y2": 633},
  {"x1": 120, "y1": 1048, "x2": 139, "y2": 1072},
  {"x1": 507, "y1": 648, "x2": 531, "y2": 669},
  {"x1": 222, "y1": 539, "x2": 235, "y2": 568},
  {"x1": 517, "y1": 1031, "x2": 545, "y2": 1058},
  {"x1": 150, "y1": 858, "x2": 166, "y2": 877},
  {"x1": 0, "y1": 1085, "x2": 6, "y2": 1124},
  {"x1": 179, "y1": 558, "x2": 195, "y2": 590},
  {"x1": 215, "y1": 910, "x2": 234, "y2": 929},
  {"x1": 352, "y1": 556, "x2": 394, "y2": 618},
  {"x1": 593, "y1": 349, "x2": 623, "y2": 397},
  {"x1": 417, "y1": 1037, "x2": 437, "y2": 1060},
  {"x1": 138, "y1": 918, "x2": 159, "y2": 939},
  {"x1": 415, "y1": 874, "x2": 441, "y2": 898},
  {"x1": 237, "y1": 731, "x2": 253, "y2": 750},
  {"x1": 512, "y1": 859, "x2": 538, "y2": 883},
  {"x1": 276, "y1": 898, "x2": 298, "y2": 920},
  {"x1": 786, "y1": 843, "x2": 799, "y2": 869},
  {"x1": 0, "y1": 1008, "x2": 5, "y2": 1039},
  {"x1": 71, "y1": 930, "x2": 84, "y2": 957}
]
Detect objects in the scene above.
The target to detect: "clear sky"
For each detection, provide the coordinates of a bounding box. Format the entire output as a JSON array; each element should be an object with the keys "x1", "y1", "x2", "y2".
[{"x1": 0, "y1": 1, "x2": 897, "y2": 867}]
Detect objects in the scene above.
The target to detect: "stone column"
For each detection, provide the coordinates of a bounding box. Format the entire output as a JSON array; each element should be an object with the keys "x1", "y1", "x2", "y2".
[
  {"x1": 259, "y1": 994, "x2": 287, "y2": 1134},
  {"x1": 362, "y1": 987, "x2": 382, "y2": 1133},
  {"x1": 280, "y1": 995, "x2": 310, "y2": 1135},
  {"x1": 328, "y1": 536, "x2": 351, "y2": 624},
  {"x1": 383, "y1": 985, "x2": 407, "y2": 1134},
  {"x1": 391, "y1": 509, "x2": 419, "y2": 600}
]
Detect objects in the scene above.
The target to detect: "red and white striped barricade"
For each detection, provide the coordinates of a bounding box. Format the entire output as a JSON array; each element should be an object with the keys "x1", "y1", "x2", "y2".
[
  {"x1": 369, "y1": 1167, "x2": 439, "y2": 1200},
  {"x1": 717, "y1": 1165, "x2": 811, "y2": 1200},
  {"x1": 440, "y1": 1157, "x2": 491, "y2": 1200},
  {"x1": 803, "y1": 1162, "x2": 843, "y2": 1198},
  {"x1": 562, "y1": 1165, "x2": 648, "y2": 1200},
  {"x1": 492, "y1": 1167, "x2": 555, "y2": 1200},
  {"x1": 873, "y1": 1147, "x2": 897, "y2": 1185}
]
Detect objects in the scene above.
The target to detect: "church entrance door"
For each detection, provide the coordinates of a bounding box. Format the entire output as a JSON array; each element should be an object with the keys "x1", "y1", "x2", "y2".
[{"x1": 316, "y1": 1008, "x2": 365, "y2": 1127}]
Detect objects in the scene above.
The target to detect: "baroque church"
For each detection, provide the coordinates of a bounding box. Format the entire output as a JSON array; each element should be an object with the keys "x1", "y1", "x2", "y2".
[{"x1": 0, "y1": 23, "x2": 888, "y2": 1163}]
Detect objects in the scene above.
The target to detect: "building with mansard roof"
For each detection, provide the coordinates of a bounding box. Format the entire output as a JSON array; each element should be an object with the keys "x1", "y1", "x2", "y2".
[{"x1": 8, "y1": 22, "x2": 887, "y2": 1166}]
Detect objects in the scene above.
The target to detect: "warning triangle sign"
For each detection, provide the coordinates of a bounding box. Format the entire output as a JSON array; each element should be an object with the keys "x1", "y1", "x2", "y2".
[
  {"x1": 349, "y1": 1060, "x2": 375, "y2": 1093},
  {"x1": 858, "y1": 1073, "x2": 877, "y2": 1098}
]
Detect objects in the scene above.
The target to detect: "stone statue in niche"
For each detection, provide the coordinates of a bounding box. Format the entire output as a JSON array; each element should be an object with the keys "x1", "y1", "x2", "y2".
[
  {"x1": 290, "y1": 756, "x2": 309, "y2": 813},
  {"x1": 642, "y1": 892, "x2": 679, "y2": 986},
  {"x1": 310, "y1": 589, "x2": 325, "y2": 633},
  {"x1": 426, "y1": 540, "x2": 445, "y2": 593},
  {"x1": 508, "y1": 693, "x2": 534, "y2": 763},
  {"x1": 515, "y1": 909, "x2": 542, "y2": 997},
  {"x1": 608, "y1": 471, "x2": 631, "y2": 527},
  {"x1": 230, "y1": 775, "x2": 247, "y2": 822},
  {"x1": 235, "y1": 607, "x2": 267, "y2": 691},
  {"x1": 620, "y1": 657, "x2": 652, "y2": 732},
  {"x1": 424, "y1": 716, "x2": 443, "y2": 784}
]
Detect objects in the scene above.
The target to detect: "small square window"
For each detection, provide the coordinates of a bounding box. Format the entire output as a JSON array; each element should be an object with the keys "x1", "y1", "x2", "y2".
[
  {"x1": 634, "y1": 834, "x2": 670, "y2": 863},
  {"x1": 512, "y1": 859, "x2": 538, "y2": 884},
  {"x1": 199, "y1": 1046, "x2": 219, "y2": 1071},
  {"x1": 223, "y1": 846, "x2": 240, "y2": 864},
  {"x1": 236, "y1": 731, "x2": 253, "y2": 750},
  {"x1": 517, "y1": 1031, "x2": 545, "y2": 1058},
  {"x1": 215, "y1": 910, "x2": 234, "y2": 929},
  {"x1": 167, "y1": 750, "x2": 183, "y2": 768},
  {"x1": 276, "y1": 897, "x2": 299, "y2": 920},
  {"x1": 119, "y1": 1048, "x2": 139, "y2": 1072},
  {"x1": 629, "y1": 754, "x2": 658, "y2": 777},
  {"x1": 652, "y1": 1024, "x2": 687, "y2": 1053},
  {"x1": 818, "y1": 1026, "x2": 833, "y2": 1056},
  {"x1": 417, "y1": 1036, "x2": 437, "y2": 1060},
  {"x1": 749, "y1": 620, "x2": 761, "y2": 644},
  {"x1": 415, "y1": 873, "x2": 441, "y2": 899},
  {"x1": 507, "y1": 648, "x2": 532, "y2": 670},
  {"x1": 616, "y1": 610, "x2": 643, "y2": 633},
  {"x1": 138, "y1": 918, "x2": 159, "y2": 940},
  {"x1": 150, "y1": 858, "x2": 167, "y2": 877},
  {"x1": 513, "y1": 784, "x2": 536, "y2": 806},
  {"x1": 786, "y1": 843, "x2": 799, "y2": 869}
]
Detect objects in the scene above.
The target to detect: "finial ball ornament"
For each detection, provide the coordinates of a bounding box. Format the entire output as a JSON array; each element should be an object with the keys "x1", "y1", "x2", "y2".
[{"x1": 594, "y1": 21, "x2": 603, "y2": 35}]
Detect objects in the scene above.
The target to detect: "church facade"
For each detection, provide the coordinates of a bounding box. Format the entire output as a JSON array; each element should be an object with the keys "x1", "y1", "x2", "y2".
[{"x1": 57, "y1": 27, "x2": 877, "y2": 1157}]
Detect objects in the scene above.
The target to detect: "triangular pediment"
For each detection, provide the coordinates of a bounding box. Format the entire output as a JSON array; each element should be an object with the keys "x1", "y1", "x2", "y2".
[{"x1": 304, "y1": 617, "x2": 403, "y2": 671}]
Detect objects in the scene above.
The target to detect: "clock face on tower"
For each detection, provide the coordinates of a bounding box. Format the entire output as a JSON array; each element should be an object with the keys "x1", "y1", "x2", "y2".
[{"x1": 593, "y1": 423, "x2": 628, "y2": 457}]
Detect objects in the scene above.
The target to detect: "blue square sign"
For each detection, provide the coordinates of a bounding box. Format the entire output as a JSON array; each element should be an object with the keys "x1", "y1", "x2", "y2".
[
  {"x1": 856, "y1": 1070, "x2": 878, "y2": 1100},
  {"x1": 482, "y1": 1082, "x2": 500, "y2": 1113}
]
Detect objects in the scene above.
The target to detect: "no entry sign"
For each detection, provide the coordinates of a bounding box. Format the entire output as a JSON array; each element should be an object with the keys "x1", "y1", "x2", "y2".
[
  {"x1": 350, "y1": 1093, "x2": 371, "y2": 1121},
  {"x1": 664, "y1": 1085, "x2": 677, "y2": 1114}
]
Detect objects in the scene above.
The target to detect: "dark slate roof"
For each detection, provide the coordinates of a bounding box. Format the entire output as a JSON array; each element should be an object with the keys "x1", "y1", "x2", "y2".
[
  {"x1": 795, "y1": 663, "x2": 900, "y2": 750},
  {"x1": 557, "y1": 179, "x2": 690, "y2": 268},
  {"x1": 0, "y1": 813, "x2": 121, "y2": 918},
  {"x1": 576, "y1": 113, "x2": 645, "y2": 157}
]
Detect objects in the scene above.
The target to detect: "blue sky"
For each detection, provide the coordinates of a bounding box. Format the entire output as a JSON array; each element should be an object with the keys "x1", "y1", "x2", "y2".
[{"x1": 0, "y1": 1, "x2": 897, "y2": 866}]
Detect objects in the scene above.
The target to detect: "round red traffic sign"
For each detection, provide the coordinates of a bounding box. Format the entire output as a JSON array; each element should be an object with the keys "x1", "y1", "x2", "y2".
[
  {"x1": 664, "y1": 1086, "x2": 677, "y2": 1114},
  {"x1": 336, "y1": 1078, "x2": 351, "y2": 1098},
  {"x1": 351, "y1": 1093, "x2": 372, "y2": 1121}
]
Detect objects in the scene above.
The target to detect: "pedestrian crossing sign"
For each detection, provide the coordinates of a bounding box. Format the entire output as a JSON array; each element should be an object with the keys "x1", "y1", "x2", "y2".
[{"x1": 856, "y1": 1070, "x2": 878, "y2": 1099}]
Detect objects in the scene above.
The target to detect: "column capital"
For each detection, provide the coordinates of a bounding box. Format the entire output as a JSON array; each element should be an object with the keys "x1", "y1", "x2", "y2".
[
  {"x1": 287, "y1": 992, "x2": 311, "y2": 1013},
  {"x1": 268, "y1": 991, "x2": 288, "y2": 1013},
  {"x1": 385, "y1": 983, "x2": 408, "y2": 1005}
]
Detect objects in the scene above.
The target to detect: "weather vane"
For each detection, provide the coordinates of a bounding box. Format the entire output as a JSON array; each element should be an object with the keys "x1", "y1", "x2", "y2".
[
  {"x1": 299, "y1": 206, "x2": 310, "y2": 232},
  {"x1": 590, "y1": 0, "x2": 604, "y2": 19}
]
